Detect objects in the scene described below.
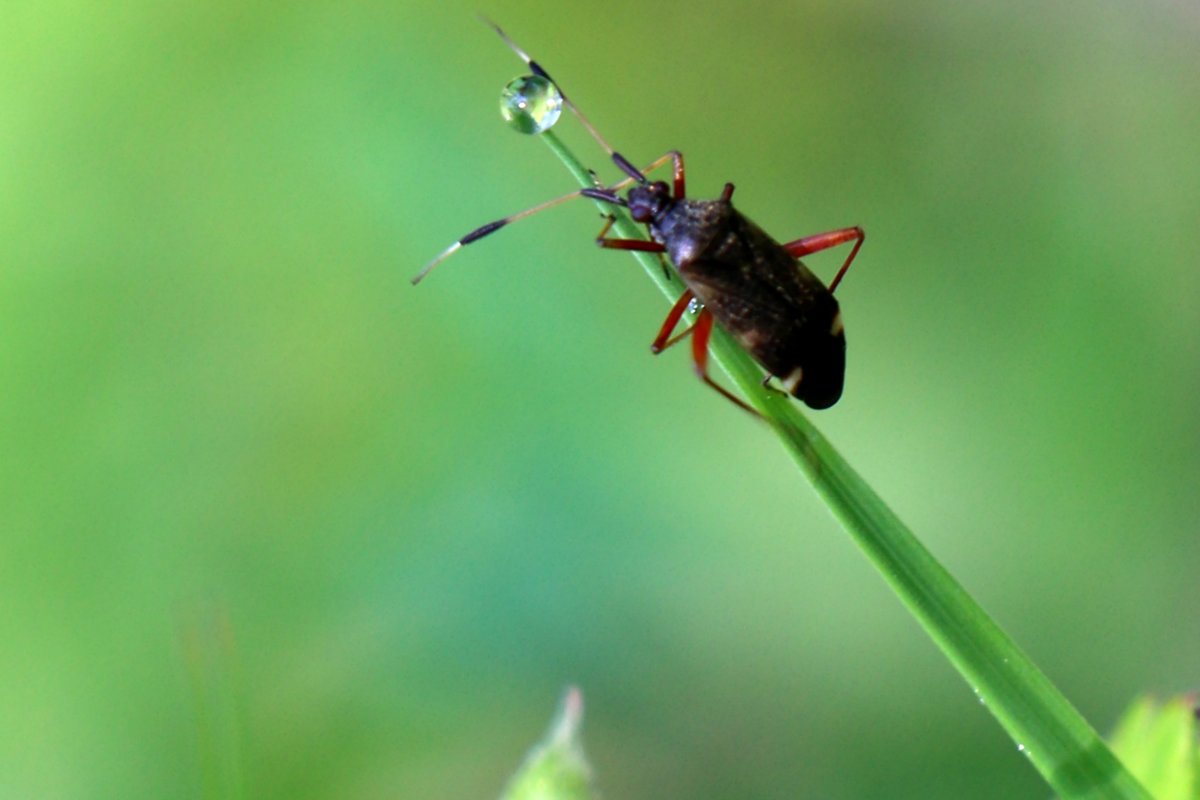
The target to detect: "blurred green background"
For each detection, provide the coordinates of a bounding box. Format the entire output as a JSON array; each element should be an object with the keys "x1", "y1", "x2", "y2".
[{"x1": 3, "y1": 0, "x2": 1198, "y2": 797}]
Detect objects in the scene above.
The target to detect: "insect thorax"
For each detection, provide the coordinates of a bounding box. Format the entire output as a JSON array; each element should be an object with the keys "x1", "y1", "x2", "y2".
[{"x1": 651, "y1": 199, "x2": 733, "y2": 267}]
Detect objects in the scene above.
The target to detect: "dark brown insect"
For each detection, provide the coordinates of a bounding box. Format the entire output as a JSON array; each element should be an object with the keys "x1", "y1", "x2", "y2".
[
  {"x1": 414, "y1": 22, "x2": 864, "y2": 413},
  {"x1": 582, "y1": 153, "x2": 862, "y2": 411}
]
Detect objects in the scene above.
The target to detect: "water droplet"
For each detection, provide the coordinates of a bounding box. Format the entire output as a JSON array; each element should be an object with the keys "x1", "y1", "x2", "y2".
[{"x1": 500, "y1": 75, "x2": 563, "y2": 135}]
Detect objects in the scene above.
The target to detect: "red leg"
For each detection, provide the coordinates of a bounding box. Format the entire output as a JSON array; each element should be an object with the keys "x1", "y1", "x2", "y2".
[
  {"x1": 690, "y1": 310, "x2": 759, "y2": 415},
  {"x1": 668, "y1": 150, "x2": 685, "y2": 199},
  {"x1": 594, "y1": 215, "x2": 666, "y2": 253},
  {"x1": 607, "y1": 150, "x2": 686, "y2": 198},
  {"x1": 783, "y1": 226, "x2": 864, "y2": 293},
  {"x1": 598, "y1": 238, "x2": 667, "y2": 253},
  {"x1": 651, "y1": 290, "x2": 695, "y2": 354}
]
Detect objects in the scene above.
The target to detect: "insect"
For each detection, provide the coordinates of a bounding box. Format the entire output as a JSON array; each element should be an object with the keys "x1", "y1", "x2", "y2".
[{"x1": 414, "y1": 21, "x2": 864, "y2": 413}]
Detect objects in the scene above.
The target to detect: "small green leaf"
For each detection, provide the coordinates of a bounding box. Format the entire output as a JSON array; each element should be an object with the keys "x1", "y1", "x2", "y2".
[
  {"x1": 499, "y1": 687, "x2": 594, "y2": 800},
  {"x1": 1107, "y1": 695, "x2": 1197, "y2": 800}
]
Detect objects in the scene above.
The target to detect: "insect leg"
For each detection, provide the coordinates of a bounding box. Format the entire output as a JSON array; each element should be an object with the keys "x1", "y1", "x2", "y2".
[
  {"x1": 783, "y1": 226, "x2": 865, "y2": 293},
  {"x1": 690, "y1": 310, "x2": 759, "y2": 415},
  {"x1": 667, "y1": 150, "x2": 686, "y2": 198},
  {"x1": 593, "y1": 215, "x2": 667, "y2": 253},
  {"x1": 650, "y1": 290, "x2": 696, "y2": 354},
  {"x1": 593, "y1": 214, "x2": 672, "y2": 281},
  {"x1": 623, "y1": 150, "x2": 684, "y2": 198},
  {"x1": 591, "y1": 150, "x2": 686, "y2": 200}
]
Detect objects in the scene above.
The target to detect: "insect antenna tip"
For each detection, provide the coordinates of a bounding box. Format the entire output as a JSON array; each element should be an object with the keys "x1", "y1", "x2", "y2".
[
  {"x1": 410, "y1": 242, "x2": 462, "y2": 286},
  {"x1": 479, "y1": 15, "x2": 532, "y2": 65}
]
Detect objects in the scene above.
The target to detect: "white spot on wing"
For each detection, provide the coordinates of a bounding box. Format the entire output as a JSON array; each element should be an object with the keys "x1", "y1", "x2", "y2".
[{"x1": 781, "y1": 366, "x2": 804, "y2": 394}]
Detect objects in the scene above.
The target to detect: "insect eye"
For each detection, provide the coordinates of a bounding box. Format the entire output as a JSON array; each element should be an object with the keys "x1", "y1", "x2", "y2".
[{"x1": 629, "y1": 199, "x2": 654, "y2": 222}]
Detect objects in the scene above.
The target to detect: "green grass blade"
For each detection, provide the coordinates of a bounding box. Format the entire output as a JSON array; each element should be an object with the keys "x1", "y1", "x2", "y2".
[
  {"x1": 538, "y1": 129, "x2": 1152, "y2": 800},
  {"x1": 179, "y1": 605, "x2": 248, "y2": 800}
]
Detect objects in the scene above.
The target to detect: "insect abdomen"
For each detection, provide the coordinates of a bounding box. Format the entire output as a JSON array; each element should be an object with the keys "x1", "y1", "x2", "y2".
[
  {"x1": 713, "y1": 290, "x2": 846, "y2": 409},
  {"x1": 772, "y1": 324, "x2": 845, "y2": 409}
]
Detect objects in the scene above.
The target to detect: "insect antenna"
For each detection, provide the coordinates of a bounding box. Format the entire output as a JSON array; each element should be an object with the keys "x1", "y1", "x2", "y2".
[
  {"x1": 411, "y1": 186, "x2": 629, "y2": 285},
  {"x1": 414, "y1": 22, "x2": 674, "y2": 286}
]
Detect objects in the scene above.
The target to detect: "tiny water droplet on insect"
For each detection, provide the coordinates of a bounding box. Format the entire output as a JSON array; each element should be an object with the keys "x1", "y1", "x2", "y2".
[{"x1": 500, "y1": 75, "x2": 563, "y2": 134}]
